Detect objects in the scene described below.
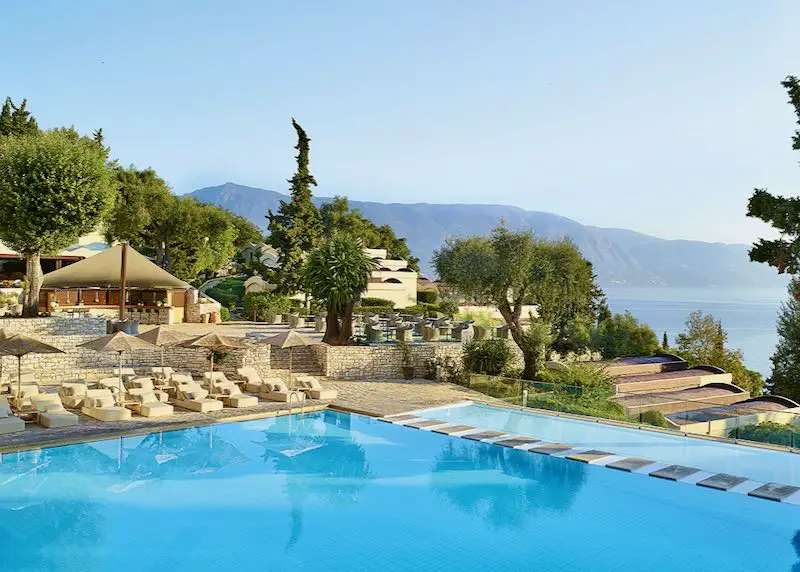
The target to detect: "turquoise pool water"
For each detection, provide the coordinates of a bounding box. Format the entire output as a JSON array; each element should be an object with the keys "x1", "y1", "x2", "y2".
[
  {"x1": 0, "y1": 410, "x2": 799, "y2": 571},
  {"x1": 419, "y1": 403, "x2": 800, "y2": 486}
]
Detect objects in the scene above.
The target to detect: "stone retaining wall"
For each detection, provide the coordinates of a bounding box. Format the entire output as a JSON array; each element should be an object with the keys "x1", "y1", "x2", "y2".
[
  {"x1": 0, "y1": 317, "x2": 271, "y2": 385},
  {"x1": 312, "y1": 343, "x2": 463, "y2": 379}
]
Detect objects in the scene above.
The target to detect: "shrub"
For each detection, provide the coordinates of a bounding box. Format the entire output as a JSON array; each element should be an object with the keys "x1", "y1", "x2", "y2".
[
  {"x1": 403, "y1": 303, "x2": 440, "y2": 317},
  {"x1": 590, "y1": 311, "x2": 659, "y2": 359},
  {"x1": 455, "y1": 309, "x2": 497, "y2": 329},
  {"x1": 463, "y1": 339, "x2": 513, "y2": 376},
  {"x1": 730, "y1": 422, "x2": 800, "y2": 447},
  {"x1": 357, "y1": 306, "x2": 396, "y2": 315},
  {"x1": 243, "y1": 292, "x2": 292, "y2": 321},
  {"x1": 639, "y1": 409, "x2": 669, "y2": 428},
  {"x1": 546, "y1": 363, "x2": 616, "y2": 399},
  {"x1": 437, "y1": 299, "x2": 459, "y2": 317},
  {"x1": 219, "y1": 306, "x2": 231, "y2": 322},
  {"x1": 205, "y1": 278, "x2": 245, "y2": 309},
  {"x1": 417, "y1": 290, "x2": 438, "y2": 304},
  {"x1": 526, "y1": 393, "x2": 629, "y2": 421},
  {"x1": 360, "y1": 297, "x2": 395, "y2": 308}
]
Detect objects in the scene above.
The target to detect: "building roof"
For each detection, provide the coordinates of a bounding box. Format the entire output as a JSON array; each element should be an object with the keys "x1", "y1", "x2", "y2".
[{"x1": 41, "y1": 244, "x2": 191, "y2": 289}]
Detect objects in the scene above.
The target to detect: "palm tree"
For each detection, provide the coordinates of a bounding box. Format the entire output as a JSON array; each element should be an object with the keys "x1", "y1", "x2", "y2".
[{"x1": 301, "y1": 234, "x2": 377, "y2": 345}]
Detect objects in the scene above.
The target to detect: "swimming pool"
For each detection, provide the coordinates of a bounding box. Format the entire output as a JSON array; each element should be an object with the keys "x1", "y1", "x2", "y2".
[
  {"x1": 0, "y1": 410, "x2": 798, "y2": 571},
  {"x1": 417, "y1": 402, "x2": 800, "y2": 486}
]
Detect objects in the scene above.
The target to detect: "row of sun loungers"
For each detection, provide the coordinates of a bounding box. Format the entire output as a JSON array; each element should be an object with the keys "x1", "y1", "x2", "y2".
[{"x1": 0, "y1": 367, "x2": 338, "y2": 435}]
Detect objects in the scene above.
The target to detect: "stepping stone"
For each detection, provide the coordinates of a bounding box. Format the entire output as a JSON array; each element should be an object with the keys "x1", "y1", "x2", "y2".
[
  {"x1": 748, "y1": 482, "x2": 800, "y2": 502},
  {"x1": 528, "y1": 443, "x2": 572, "y2": 456},
  {"x1": 494, "y1": 437, "x2": 541, "y2": 448},
  {"x1": 383, "y1": 414, "x2": 419, "y2": 422},
  {"x1": 649, "y1": 465, "x2": 700, "y2": 481},
  {"x1": 432, "y1": 424, "x2": 477, "y2": 435},
  {"x1": 566, "y1": 449, "x2": 614, "y2": 463},
  {"x1": 404, "y1": 419, "x2": 446, "y2": 429},
  {"x1": 697, "y1": 473, "x2": 749, "y2": 491},
  {"x1": 606, "y1": 457, "x2": 655, "y2": 472},
  {"x1": 462, "y1": 431, "x2": 507, "y2": 441}
]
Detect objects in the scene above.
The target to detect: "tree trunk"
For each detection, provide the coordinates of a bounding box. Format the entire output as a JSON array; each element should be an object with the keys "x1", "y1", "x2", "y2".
[
  {"x1": 323, "y1": 306, "x2": 342, "y2": 344},
  {"x1": 338, "y1": 301, "x2": 355, "y2": 345},
  {"x1": 23, "y1": 252, "x2": 43, "y2": 317},
  {"x1": 497, "y1": 300, "x2": 536, "y2": 380}
]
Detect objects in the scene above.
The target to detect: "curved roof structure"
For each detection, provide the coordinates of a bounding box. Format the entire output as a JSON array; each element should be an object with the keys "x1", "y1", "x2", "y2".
[{"x1": 41, "y1": 244, "x2": 191, "y2": 289}]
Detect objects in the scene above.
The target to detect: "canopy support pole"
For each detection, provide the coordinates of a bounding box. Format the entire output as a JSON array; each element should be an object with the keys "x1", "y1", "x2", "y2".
[{"x1": 119, "y1": 243, "x2": 128, "y2": 322}]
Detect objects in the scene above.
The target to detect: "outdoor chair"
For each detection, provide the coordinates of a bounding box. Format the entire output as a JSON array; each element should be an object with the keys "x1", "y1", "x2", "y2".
[
  {"x1": 126, "y1": 388, "x2": 174, "y2": 417},
  {"x1": 31, "y1": 394, "x2": 79, "y2": 428},
  {"x1": 0, "y1": 396, "x2": 24, "y2": 434},
  {"x1": 59, "y1": 380, "x2": 89, "y2": 408},
  {"x1": 259, "y1": 380, "x2": 305, "y2": 404},
  {"x1": 81, "y1": 389, "x2": 131, "y2": 422},
  {"x1": 421, "y1": 325, "x2": 441, "y2": 342},
  {"x1": 173, "y1": 382, "x2": 223, "y2": 413},
  {"x1": 294, "y1": 376, "x2": 337, "y2": 400}
]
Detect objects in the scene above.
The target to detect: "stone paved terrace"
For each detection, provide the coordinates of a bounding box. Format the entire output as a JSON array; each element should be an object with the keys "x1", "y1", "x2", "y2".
[
  {"x1": 325, "y1": 378, "x2": 498, "y2": 416},
  {"x1": 0, "y1": 378, "x2": 494, "y2": 452}
]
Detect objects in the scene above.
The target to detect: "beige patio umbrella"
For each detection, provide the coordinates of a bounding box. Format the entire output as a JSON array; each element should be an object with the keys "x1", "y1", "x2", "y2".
[
  {"x1": 78, "y1": 331, "x2": 157, "y2": 404},
  {"x1": 136, "y1": 326, "x2": 194, "y2": 378},
  {"x1": 0, "y1": 334, "x2": 65, "y2": 405},
  {"x1": 179, "y1": 332, "x2": 247, "y2": 373},
  {"x1": 259, "y1": 331, "x2": 319, "y2": 389}
]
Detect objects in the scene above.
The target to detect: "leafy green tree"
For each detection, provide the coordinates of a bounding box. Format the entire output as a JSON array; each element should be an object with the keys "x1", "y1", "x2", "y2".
[
  {"x1": 768, "y1": 279, "x2": 800, "y2": 402},
  {"x1": 0, "y1": 97, "x2": 38, "y2": 137},
  {"x1": 747, "y1": 76, "x2": 800, "y2": 273},
  {"x1": 0, "y1": 129, "x2": 115, "y2": 315},
  {"x1": 435, "y1": 226, "x2": 602, "y2": 378},
  {"x1": 320, "y1": 196, "x2": 419, "y2": 270},
  {"x1": 675, "y1": 311, "x2": 764, "y2": 395},
  {"x1": 267, "y1": 119, "x2": 323, "y2": 293},
  {"x1": 301, "y1": 234, "x2": 377, "y2": 344},
  {"x1": 104, "y1": 167, "x2": 249, "y2": 284},
  {"x1": 590, "y1": 312, "x2": 659, "y2": 359}
]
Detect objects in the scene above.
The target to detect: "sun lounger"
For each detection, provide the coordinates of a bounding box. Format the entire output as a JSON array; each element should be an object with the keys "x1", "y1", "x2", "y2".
[
  {"x1": 204, "y1": 377, "x2": 258, "y2": 408},
  {"x1": 295, "y1": 376, "x2": 338, "y2": 400},
  {"x1": 151, "y1": 366, "x2": 176, "y2": 379},
  {"x1": 11, "y1": 384, "x2": 40, "y2": 414},
  {"x1": 173, "y1": 382, "x2": 223, "y2": 413},
  {"x1": 59, "y1": 381, "x2": 89, "y2": 408},
  {"x1": 30, "y1": 394, "x2": 79, "y2": 428},
  {"x1": 259, "y1": 380, "x2": 305, "y2": 404},
  {"x1": 81, "y1": 389, "x2": 132, "y2": 422},
  {"x1": 126, "y1": 378, "x2": 169, "y2": 402},
  {"x1": 112, "y1": 367, "x2": 137, "y2": 378},
  {"x1": 236, "y1": 367, "x2": 283, "y2": 393},
  {"x1": 127, "y1": 388, "x2": 174, "y2": 417},
  {"x1": 97, "y1": 377, "x2": 125, "y2": 395},
  {"x1": 0, "y1": 396, "x2": 24, "y2": 434},
  {"x1": 170, "y1": 373, "x2": 194, "y2": 385}
]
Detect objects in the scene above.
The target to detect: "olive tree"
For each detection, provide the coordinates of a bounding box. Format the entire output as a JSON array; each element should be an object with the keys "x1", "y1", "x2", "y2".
[
  {"x1": 434, "y1": 225, "x2": 602, "y2": 379},
  {"x1": 0, "y1": 129, "x2": 114, "y2": 315}
]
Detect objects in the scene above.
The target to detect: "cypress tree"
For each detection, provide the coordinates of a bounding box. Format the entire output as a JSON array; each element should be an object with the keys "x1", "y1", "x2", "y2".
[
  {"x1": 0, "y1": 98, "x2": 12, "y2": 136},
  {"x1": 9, "y1": 99, "x2": 38, "y2": 135},
  {"x1": 662, "y1": 331, "x2": 669, "y2": 350},
  {"x1": 266, "y1": 118, "x2": 323, "y2": 293},
  {"x1": 769, "y1": 279, "x2": 800, "y2": 401}
]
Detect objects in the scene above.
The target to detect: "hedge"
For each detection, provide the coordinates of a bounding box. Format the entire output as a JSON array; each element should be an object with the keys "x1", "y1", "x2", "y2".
[{"x1": 360, "y1": 297, "x2": 395, "y2": 308}]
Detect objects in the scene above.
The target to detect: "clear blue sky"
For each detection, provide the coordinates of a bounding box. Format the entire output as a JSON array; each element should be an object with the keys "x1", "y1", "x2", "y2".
[{"x1": 3, "y1": 1, "x2": 799, "y2": 244}]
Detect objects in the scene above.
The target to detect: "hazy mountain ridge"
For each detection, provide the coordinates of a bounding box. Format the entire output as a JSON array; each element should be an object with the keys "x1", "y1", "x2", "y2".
[{"x1": 191, "y1": 182, "x2": 784, "y2": 288}]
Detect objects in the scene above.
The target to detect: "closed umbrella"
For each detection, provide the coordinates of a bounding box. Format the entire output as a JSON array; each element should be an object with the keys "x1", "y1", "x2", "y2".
[
  {"x1": 78, "y1": 332, "x2": 157, "y2": 404},
  {"x1": 136, "y1": 326, "x2": 194, "y2": 378},
  {"x1": 259, "y1": 331, "x2": 319, "y2": 390},
  {"x1": 0, "y1": 334, "x2": 64, "y2": 408},
  {"x1": 179, "y1": 332, "x2": 247, "y2": 373}
]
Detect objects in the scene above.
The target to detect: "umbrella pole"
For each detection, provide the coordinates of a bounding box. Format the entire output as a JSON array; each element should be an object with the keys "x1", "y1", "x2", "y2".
[
  {"x1": 161, "y1": 347, "x2": 165, "y2": 378},
  {"x1": 289, "y1": 348, "x2": 293, "y2": 390},
  {"x1": 210, "y1": 350, "x2": 214, "y2": 373},
  {"x1": 16, "y1": 355, "x2": 21, "y2": 409},
  {"x1": 118, "y1": 351, "x2": 124, "y2": 406}
]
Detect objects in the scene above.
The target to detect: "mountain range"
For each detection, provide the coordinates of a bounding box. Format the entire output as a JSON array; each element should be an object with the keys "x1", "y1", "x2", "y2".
[{"x1": 191, "y1": 182, "x2": 784, "y2": 289}]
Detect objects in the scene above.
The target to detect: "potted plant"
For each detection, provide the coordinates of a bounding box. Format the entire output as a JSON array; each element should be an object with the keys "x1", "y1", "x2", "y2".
[{"x1": 399, "y1": 341, "x2": 414, "y2": 379}]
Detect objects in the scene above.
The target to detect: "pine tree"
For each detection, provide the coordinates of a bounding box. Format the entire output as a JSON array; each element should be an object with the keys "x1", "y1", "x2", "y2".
[
  {"x1": 662, "y1": 331, "x2": 669, "y2": 350},
  {"x1": 769, "y1": 279, "x2": 800, "y2": 401},
  {"x1": 266, "y1": 118, "x2": 323, "y2": 293},
  {"x1": 93, "y1": 128, "x2": 104, "y2": 146}
]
